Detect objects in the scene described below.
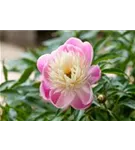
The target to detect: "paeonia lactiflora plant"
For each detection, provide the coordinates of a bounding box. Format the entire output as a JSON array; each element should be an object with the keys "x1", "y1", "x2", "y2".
[
  {"x1": 0, "y1": 31, "x2": 135, "y2": 121},
  {"x1": 37, "y1": 37, "x2": 101, "y2": 110}
]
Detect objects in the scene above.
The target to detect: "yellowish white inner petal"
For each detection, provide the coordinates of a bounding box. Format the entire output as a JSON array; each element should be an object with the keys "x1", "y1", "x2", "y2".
[{"x1": 49, "y1": 51, "x2": 88, "y2": 90}]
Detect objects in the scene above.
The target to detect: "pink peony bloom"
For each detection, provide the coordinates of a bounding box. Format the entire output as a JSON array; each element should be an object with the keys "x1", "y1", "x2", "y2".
[{"x1": 37, "y1": 37, "x2": 101, "y2": 110}]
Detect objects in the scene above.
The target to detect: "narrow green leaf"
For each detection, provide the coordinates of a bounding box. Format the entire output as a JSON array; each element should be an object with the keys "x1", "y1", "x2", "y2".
[
  {"x1": 102, "y1": 68, "x2": 127, "y2": 77},
  {"x1": 94, "y1": 38, "x2": 109, "y2": 52},
  {"x1": 93, "y1": 53, "x2": 118, "y2": 64},
  {"x1": 27, "y1": 109, "x2": 46, "y2": 121},
  {"x1": 22, "y1": 49, "x2": 40, "y2": 62},
  {"x1": 15, "y1": 85, "x2": 38, "y2": 93},
  {"x1": 2, "y1": 62, "x2": 8, "y2": 81},
  {"x1": 80, "y1": 31, "x2": 99, "y2": 40},
  {"x1": 55, "y1": 109, "x2": 62, "y2": 116},
  {"x1": 52, "y1": 116, "x2": 63, "y2": 121},
  {"x1": 8, "y1": 108, "x2": 17, "y2": 120},
  {"x1": 11, "y1": 67, "x2": 34, "y2": 88},
  {"x1": 93, "y1": 84, "x2": 103, "y2": 93},
  {"x1": 92, "y1": 100, "x2": 100, "y2": 107},
  {"x1": 125, "y1": 85, "x2": 135, "y2": 92},
  {"x1": 74, "y1": 110, "x2": 84, "y2": 121},
  {"x1": 120, "y1": 100, "x2": 135, "y2": 109},
  {"x1": 0, "y1": 80, "x2": 15, "y2": 92}
]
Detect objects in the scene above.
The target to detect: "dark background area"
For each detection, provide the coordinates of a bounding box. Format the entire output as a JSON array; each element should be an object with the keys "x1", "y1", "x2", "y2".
[
  {"x1": 37, "y1": 30, "x2": 57, "y2": 45},
  {"x1": 0, "y1": 30, "x2": 57, "y2": 48}
]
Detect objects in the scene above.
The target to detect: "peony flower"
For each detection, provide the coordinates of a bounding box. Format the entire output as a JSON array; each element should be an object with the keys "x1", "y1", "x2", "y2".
[{"x1": 37, "y1": 37, "x2": 101, "y2": 110}]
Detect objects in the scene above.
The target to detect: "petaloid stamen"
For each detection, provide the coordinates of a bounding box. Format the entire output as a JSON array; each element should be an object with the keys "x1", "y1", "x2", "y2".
[{"x1": 49, "y1": 51, "x2": 88, "y2": 89}]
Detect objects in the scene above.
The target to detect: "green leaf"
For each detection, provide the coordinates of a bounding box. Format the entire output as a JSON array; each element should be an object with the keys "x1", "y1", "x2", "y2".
[
  {"x1": 93, "y1": 84, "x2": 104, "y2": 93},
  {"x1": 25, "y1": 92, "x2": 40, "y2": 100},
  {"x1": 92, "y1": 99, "x2": 101, "y2": 107},
  {"x1": 52, "y1": 116, "x2": 63, "y2": 121},
  {"x1": 14, "y1": 103, "x2": 32, "y2": 120},
  {"x1": 55, "y1": 109, "x2": 62, "y2": 116},
  {"x1": 15, "y1": 85, "x2": 38, "y2": 93},
  {"x1": 102, "y1": 68, "x2": 127, "y2": 77},
  {"x1": 120, "y1": 100, "x2": 135, "y2": 109},
  {"x1": 74, "y1": 110, "x2": 84, "y2": 121},
  {"x1": 22, "y1": 51, "x2": 37, "y2": 63},
  {"x1": 80, "y1": 31, "x2": 99, "y2": 40},
  {"x1": 8, "y1": 108, "x2": 17, "y2": 120},
  {"x1": 43, "y1": 31, "x2": 74, "y2": 50},
  {"x1": 93, "y1": 53, "x2": 118, "y2": 64},
  {"x1": 0, "y1": 80, "x2": 15, "y2": 92},
  {"x1": 7, "y1": 58, "x2": 36, "y2": 72},
  {"x1": 125, "y1": 85, "x2": 135, "y2": 94},
  {"x1": 27, "y1": 109, "x2": 46, "y2": 121},
  {"x1": 1, "y1": 90, "x2": 25, "y2": 104},
  {"x1": 94, "y1": 38, "x2": 109, "y2": 52},
  {"x1": 90, "y1": 108, "x2": 110, "y2": 121},
  {"x1": 11, "y1": 67, "x2": 34, "y2": 88},
  {"x1": 2, "y1": 62, "x2": 8, "y2": 81}
]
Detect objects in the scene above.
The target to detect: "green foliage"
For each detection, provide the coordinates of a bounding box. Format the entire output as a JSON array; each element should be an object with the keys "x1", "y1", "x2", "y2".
[{"x1": 0, "y1": 30, "x2": 135, "y2": 121}]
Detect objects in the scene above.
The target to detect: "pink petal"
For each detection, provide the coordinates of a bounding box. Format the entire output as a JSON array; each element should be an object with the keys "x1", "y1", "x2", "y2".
[
  {"x1": 50, "y1": 90, "x2": 75, "y2": 108},
  {"x1": 65, "y1": 37, "x2": 93, "y2": 64},
  {"x1": 76, "y1": 84, "x2": 93, "y2": 105},
  {"x1": 51, "y1": 49, "x2": 58, "y2": 57},
  {"x1": 50, "y1": 89, "x2": 61, "y2": 104},
  {"x1": 88, "y1": 65, "x2": 101, "y2": 85},
  {"x1": 66, "y1": 44, "x2": 84, "y2": 55},
  {"x1": 42, "y1": 55, "x2": 54, "y2": 82},
  {"x1": 42, "y1": 63, "x2": 50, "y2": 82},
  {"x1": 57, "y1": 44, "x2": 85, "y2": 58},
  {"x1": 83, "y1": 42, "x2": 93, "y2": 65},
  {"x1": 40, "y1": 81, "x2": 51, "y2": 101},
  {"x1": 65, "y1": 37, "x2": 84, "y2": 49},
  {"x1": 37, "y1": 54, "x2": 50, "y2": 73},
  {"x1": 71, "y1": 93, "x2": 93, "y2": 110}
]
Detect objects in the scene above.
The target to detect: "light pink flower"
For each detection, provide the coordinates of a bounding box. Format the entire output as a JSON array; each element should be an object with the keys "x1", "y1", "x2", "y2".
[{"x1": 37, "y1": 37, "x2": 101, "y2": 110}]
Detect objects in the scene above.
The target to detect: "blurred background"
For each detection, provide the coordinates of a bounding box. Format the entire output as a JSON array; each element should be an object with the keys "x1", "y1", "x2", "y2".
[
  {"x1": 0, "y1": 30, "x2": 57, "y2": 83},
  {"x1": 0, "y1": 31, "x2": 57, "y2": 46}
]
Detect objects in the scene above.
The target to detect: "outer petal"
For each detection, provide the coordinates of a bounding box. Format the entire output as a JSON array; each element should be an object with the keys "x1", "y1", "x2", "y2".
[
  {"x1": 51, "y1": 49, "x2": 58, "y2": 57},
  {"x1": 88, "y1": 65, "x2": 101, "y2": 85},
  {"x1": 57, "y1": 44, "x2": 85, "y2": 59},
  {"x1": 40, "y1": 81, "x2": 51, "y2": 101},
  {"x1": 50, "y1": 90, "x2": 75, "y2": 108},
  {"x1": 65, "y1": 37, "x2": 84, "y2": 49},
  {"x1": 65, "y1": 37, "x2": 93, "y2": 64},
  {"x1": 37, "y1": 54, "x2": 51, "y2": 73},
  {"x1": 76, "y1": 84, "x2": 93, "y2": 105},
  {"x1": 71, "y1": 93, "x2": 93, "y2": 110},
  {"x1": 83, "y1": 42, "x2": 93, "y2": 65},
  {"x1": 42, "y1": 55, "x2": 54, "y2": 83},
  {"x1": 42, "y1": 62, "x2": 50, "y2": 82}
]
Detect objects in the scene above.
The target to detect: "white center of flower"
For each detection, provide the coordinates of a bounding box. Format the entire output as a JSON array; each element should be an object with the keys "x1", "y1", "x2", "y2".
[{"x1": 49, "y1": 51, "x2": 88, "y2": 90}]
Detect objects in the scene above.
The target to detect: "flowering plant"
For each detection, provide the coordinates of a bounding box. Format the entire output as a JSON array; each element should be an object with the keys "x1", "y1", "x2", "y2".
[
  {"x1": 0, "y1": 31, "x2": 135, "y2": 121},
  {"x1": 37, "y1": 38, "x2": 101, "y2": 110}
]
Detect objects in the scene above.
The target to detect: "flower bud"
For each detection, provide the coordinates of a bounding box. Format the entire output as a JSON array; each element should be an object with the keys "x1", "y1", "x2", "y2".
[{"x1": 98, "y1": 94, "x2": 106, "y2": 103}]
